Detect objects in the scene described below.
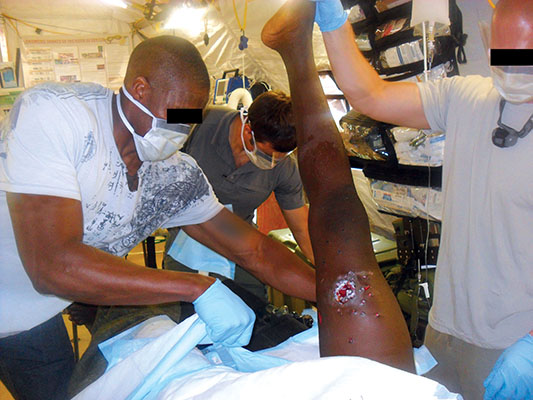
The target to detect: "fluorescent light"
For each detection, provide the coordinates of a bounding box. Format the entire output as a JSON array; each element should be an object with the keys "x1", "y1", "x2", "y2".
[
  {"x1": 101, "y1": 0, "x2": 128, "y2": 9},
  {"x1": 164, "y1": 5, "x2": 207, "y2": 36}
]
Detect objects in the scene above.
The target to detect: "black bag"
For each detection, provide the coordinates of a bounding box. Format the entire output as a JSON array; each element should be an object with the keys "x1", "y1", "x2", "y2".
[{"x1": 341, "y1": 0, "x2": 467, "y2": 80}]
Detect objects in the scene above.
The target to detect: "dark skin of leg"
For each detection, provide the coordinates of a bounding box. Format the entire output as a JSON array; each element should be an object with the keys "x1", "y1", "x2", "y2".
[{"x1": 262, "y1": 0, "x2": 414, "y2": 372}]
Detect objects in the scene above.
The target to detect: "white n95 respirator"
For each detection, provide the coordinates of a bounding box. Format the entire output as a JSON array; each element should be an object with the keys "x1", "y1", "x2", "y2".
[
  {"x1": 478, "y1": 20, "x2": 533, "y2": 104},
  {"x1": 117, "y1": 85, "x2": 192, "y2": 161},
  {"x1": 490, "y1": 66, "x2": 533, "y2": 104}
]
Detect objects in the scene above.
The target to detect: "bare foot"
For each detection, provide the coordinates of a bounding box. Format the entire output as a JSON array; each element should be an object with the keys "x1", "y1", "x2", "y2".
[{"x1": 261, "y1": 0, "x2": 316, "y2": 54}]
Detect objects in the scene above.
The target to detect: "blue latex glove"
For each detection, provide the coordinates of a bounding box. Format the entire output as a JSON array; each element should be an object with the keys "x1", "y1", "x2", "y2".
[
  {"x1": 193, "y1": 279, "x2": 255, "y2": 347},
  {"x1": 312, "y1": 0, "x2": 348, "y2": 32},
  {"x1": 484, "y1": 333, "x2": 533, "y2": 400}
]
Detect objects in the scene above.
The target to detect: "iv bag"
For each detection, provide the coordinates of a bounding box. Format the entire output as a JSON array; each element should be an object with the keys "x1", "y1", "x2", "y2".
[
  {"x1": 411, "y1": 0, "x2": 450, "y2": 27},
  {"x1": 410, "y1": 0, "x2": 450, "y2": 37}
]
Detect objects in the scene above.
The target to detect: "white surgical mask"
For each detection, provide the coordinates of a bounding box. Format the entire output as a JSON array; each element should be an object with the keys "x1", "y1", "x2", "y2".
[
  {"x1": 490, "y1": 66, "x2": 533, "y2": 104},
  {"x1": 478, "y1": 21, "x2": 533, "y2": 104},
  {"x1": 239, "y1": 107, "x2": 291, "y2": 170},
  {"x1": 116, "y1": 85, "x2": 192, "y2": 161}
]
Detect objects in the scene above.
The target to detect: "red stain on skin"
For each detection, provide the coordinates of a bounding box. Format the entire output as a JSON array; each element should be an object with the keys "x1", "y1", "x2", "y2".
[
  {"x1": 318, "y1": 311, "x2": 322, "y2": 325},
  {"x1": 334, "y1": 280, "x2": 357, "y2": 304}
]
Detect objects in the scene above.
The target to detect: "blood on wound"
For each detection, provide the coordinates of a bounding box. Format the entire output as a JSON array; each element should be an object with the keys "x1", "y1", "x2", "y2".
[{"x1": 334, "y1": 280, "x2": 357, "y2": 304}]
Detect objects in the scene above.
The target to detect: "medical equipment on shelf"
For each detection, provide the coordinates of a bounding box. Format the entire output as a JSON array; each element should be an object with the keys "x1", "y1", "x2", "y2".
[
  {"x1": 213, "y1": 68, "x2": 250, "y2": 106},
  {"x1": 371, "y1": 180, "x2": 443, "y2": 221},
  {"x1": 227, "y1": 88, "x2": 252, "y2": 110},
  {"x1": 340, "y1": 110, "x2": 394, "y2": 162},
  {"x1": 391, "y1": 127, "x2": 445, "y2": 166}
]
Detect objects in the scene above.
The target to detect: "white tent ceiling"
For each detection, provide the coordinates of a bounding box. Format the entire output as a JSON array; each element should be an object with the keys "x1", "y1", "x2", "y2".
[{"x1": 0, "y1": 0, "x2": 331, "y2": 93}]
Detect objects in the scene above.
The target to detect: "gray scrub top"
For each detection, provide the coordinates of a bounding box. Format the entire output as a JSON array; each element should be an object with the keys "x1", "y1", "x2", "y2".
[{"x1": 183, "y1": 106, "x2": 305, "y2": 224}]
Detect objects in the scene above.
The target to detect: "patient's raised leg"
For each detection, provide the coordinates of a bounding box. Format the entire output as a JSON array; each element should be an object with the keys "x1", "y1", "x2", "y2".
[{"x1": 262, "y1": 0, "x2": 414, "y2": 371}]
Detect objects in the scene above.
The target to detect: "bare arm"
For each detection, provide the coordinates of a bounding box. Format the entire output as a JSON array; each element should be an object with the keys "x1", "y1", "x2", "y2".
[
  {"x1": 7, "y1": 193, "x2": 214, "y2": 305},
  {"x1": 280, "y1": 205, "x2": 315, "y2": 264},
  {"x1": 323, "y1": 21, "x2": 430, "y2": 129},
  {"x1": 183, "y1": 208, "x2": 316, "y2": 302}
]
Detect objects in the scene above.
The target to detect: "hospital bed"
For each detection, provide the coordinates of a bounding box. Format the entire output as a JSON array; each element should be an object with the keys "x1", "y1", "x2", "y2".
[{"x1": 72, "y1": 313, "x2": 462, "y2": 400}]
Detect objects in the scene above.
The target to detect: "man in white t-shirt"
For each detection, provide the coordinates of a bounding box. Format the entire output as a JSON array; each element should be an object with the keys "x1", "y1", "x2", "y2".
[
  {"x1": 313, "y1": 0, "x2": 533, "y2": 399},
  {"x1": 0, "y1": 35, "x2": 315, "y2": 400}
]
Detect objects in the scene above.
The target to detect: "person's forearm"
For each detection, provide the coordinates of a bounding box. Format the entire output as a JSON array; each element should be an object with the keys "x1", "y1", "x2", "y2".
[
  {"x1": 245, "y1": 235, "x2": 316, "y2": 302},
  {"x1": 19, "y1": 239, "x2": 214, "y2": 305},
  {"x1": 292, "y1": 230, "x2": 315, "y2": 264},
  {"x1": 183, "y1": 208, "x2": 317, "y2": 302},
  {"x1": 282, "y1": 206, "x2": 315, "y2": 264},
  {"x1": 323, "y1": 21, "x2": 430, "y2": 129},
  {"x1": 322, "y1": 21, "x2": 384, "y2": 112},
  {"x1": 7, "y1": 192, "x2": 215, "y2": 306}
]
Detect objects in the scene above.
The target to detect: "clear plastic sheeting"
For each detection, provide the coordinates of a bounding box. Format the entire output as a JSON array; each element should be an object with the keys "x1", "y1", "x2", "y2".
[
  {"x1": 371, "y1": 180, "x2": 443, "y2": 220},
  {"x1": 391, "y1": 127, "x2": 445, "y2": 166}
]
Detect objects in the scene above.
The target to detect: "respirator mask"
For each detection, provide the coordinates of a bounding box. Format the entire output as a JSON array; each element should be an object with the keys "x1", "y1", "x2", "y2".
[
  {"x1": 479, "y1": 21, "x2": 533, "y2": 104},
  {"x1": 239, "y1": 107, "x2": 291, "y2": 170},
  {"x1": 117, "y1": 85, "x2": 192, "y2": 161},
  {"x1": 490, "y1": 66, "x2": 533, "y2": 104},
  {"x1": 478, "y1": 21, "x2": 533, "y2": 147}
]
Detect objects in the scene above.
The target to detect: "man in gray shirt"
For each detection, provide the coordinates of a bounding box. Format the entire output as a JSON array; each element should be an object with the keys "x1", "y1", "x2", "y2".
[{"x1": 165, "y1": 91, "x2": 313, "y2": 298}]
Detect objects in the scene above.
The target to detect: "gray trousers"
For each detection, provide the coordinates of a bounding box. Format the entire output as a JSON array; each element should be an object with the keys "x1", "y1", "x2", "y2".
[{"x1": 423, "y1": 324, "x2": 503, "y2": 400}]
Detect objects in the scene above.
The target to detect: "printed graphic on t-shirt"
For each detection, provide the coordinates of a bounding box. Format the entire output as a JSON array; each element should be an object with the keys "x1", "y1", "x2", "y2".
[{"x1": 83, "y1": 157, "x2": 211, "y2": 257}]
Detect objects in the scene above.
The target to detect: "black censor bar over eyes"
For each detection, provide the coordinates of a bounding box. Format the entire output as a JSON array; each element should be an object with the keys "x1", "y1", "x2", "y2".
[
  {"x1": 490, "y1": 49, "x2": 533, "y2": 66},
  {"x1": 167, "y1": 109, "x2": 203, "y2": 124}
]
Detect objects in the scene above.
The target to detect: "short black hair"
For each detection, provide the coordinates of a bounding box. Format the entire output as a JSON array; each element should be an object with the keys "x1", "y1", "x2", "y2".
[
  {"x1": 125, "y1": 35, "x2": 209, "y2": 91},
  {"x1": 247, "y1": 91, "x2": 296, "y2": 153}
]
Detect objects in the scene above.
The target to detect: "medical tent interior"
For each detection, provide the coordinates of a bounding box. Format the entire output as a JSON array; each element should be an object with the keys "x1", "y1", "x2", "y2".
[{"x1": 0, "y1": 0, "x2": 502, "y2": 399}]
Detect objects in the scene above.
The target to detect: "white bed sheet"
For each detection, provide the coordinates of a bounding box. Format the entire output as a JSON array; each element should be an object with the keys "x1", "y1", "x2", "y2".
[{"x1": 73, "y1": 314, "x2": 463, "y2": 400}]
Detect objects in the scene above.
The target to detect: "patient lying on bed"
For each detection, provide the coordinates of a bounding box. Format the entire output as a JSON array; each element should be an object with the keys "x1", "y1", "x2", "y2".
[
  {"x1": 72, "y1": 313, "x2": 460, "y2": 400},
  {"x1": 71, "y1": 2, "x2": 462, "y2": 398}
]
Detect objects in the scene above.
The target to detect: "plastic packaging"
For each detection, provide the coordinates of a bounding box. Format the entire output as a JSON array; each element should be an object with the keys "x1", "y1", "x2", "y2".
[
  {"x1": 412, "y1": 22, "x2": 451, "y2": 39},
  {"x1": 370, "y1": 180, "x2": 443, "y2": 220},
  {"x1": 375, "y1": 0, "x2": 411, "y2": 13},
  {"x1": 379, "y1": 40, "x2": 424, "y2": 68},
  {"x1": 340, "y1": 112, "x2": 393, "y2": 161},
  {"x1": 375, "y1": 18, "x2": 409, "y2": 41},
  {"x1": 347, "y1": 4, "x2": 366, "y2": 24},
  {"x1": 391, "y1": 127, "x2": 445, "y2": 166},
  {"x1": 355, "y1": 33, "x2": 372, "y2": 52}
]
